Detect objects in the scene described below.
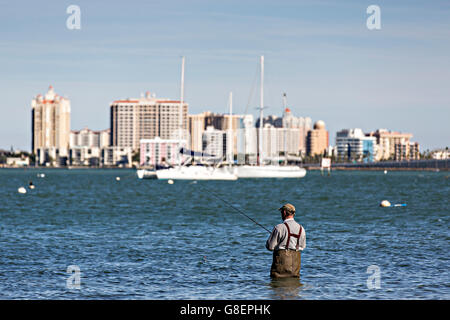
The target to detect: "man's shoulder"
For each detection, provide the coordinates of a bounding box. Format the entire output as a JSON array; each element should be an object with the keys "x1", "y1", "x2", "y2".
[
  {"x1": 275, "y1": 222, "x2": 294, "y2": 230},
  {"x1": 284, "y1": 220, "x2": 303, "y2": 229},
  {"x1": 274, "y1": 220, "x2": 303, "y2": 231},
  {"x1": 274, "y1": 223, "x2": 287, "y2": 231}
]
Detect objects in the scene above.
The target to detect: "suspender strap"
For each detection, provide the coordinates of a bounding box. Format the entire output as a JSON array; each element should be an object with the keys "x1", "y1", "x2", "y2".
[
  {"x1": 296, "y1": 226, "x2": 302, "y2": 250},
  {"x1": 284, "y1": 222, "x2": 291, "y2": 251},
  {"x1": 284, "y1": 222, "x2": 303, "y2": 250}
]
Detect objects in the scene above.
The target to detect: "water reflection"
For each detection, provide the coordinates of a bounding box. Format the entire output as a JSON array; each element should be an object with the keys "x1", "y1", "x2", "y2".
[{"x1": 268, "y1": 277, "x2": 305, "y2": 299}]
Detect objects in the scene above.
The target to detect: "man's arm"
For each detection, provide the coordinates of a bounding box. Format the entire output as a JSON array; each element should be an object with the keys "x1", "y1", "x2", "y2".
[
  {"x1": 299, "y1": 227, "x2": 306, "y2": 251},
  {"x1": 266, "y1": 227, "x2": 280, "y2": 251}
]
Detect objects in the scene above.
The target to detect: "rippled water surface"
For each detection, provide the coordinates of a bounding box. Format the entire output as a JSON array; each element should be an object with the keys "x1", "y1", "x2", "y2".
[{"x1": 0, "y1": 169, "x2": 448, "y2": 299}]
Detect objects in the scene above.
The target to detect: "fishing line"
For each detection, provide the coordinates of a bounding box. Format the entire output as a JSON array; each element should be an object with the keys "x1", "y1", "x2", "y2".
[{"x1": 196, "y1": 182, "x2": 271, "y2": 234}]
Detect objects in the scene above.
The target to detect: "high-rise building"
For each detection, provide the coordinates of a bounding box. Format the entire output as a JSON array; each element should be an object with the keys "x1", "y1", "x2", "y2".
[
  {"x1": 189, "y1": 111, "x2": 245, "y2": 157},
  {"x1": 69, "y1": 128, "x2": 111, "y2": 166},
  {"x1": 282, "y1": 109, "x2": 312, "y2": 155},
  {"x1": 259, "y1": 124, "x2": 279, "y2": 160},
  {"x1": 367, "y1": 129, "x2": 413, "y2": 160},
  {"x1": 101, "y1": 146, "x2": 133, "y2": 167},
  {"x1": 306, "y1": 120, "x2": 329, "y2": 156},
  {"x1": 188, "y1": 113, "x2": 207, "y2": 152},
  {"x1": 204, "y1": 112, "x2": 243, "y2": 156},
  {"x1": 31, "y1": 85, "x2": 71, "y2": 164},
  {"x1": 395, "y1": 141, "x2": 420, "y2": 161},
  {"x1": 140, "y1": 137, "x2": 187, "y2": 167},
  {"x1": 256, "y1": 115, "x2": 283, "y2": 129},
  {"x1": 336, "y1": 128, "x2": 376, "y2": 162},
  {"x1": 70, "y1": 128, "x2": 110, "y2": 149},
  {"x1": 256, "y1": 123, "x2": 301, "y2": 162},
  {"x1": 202, "y1": 126, "x2": 226, "y2": 160},
  {"x1": 237, "y1": 115, "x2": 257, "y2": 164},
  {"x1": 258, "y1": 110, "x2": 312, "y2": 155},
  {"x1": 99, "y1": 129, "x2": 110, "y2": 149},
  {"x1": 110, "y1": 92, "x2": 188, "y2": 151}
]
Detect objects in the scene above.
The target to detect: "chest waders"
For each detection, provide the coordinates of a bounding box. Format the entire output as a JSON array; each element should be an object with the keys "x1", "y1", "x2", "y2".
[{"x1": 270, "y1": 222, "x2": 302, "y2": 278}]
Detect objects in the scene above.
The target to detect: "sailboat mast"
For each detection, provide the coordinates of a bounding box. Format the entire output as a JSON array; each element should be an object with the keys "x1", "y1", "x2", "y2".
[
  {"x1": 228, "y1": 92, "x2": 233, "y2": 164},
  {"x1": 283, "y1": 93, "x2": 287, "y2": 165},
  {"x1": 258, "y1": 55, "x2": 264, "y2": 165},
  {"x1": 179, "y1": 56, "x2": 185, "y2": 166}
]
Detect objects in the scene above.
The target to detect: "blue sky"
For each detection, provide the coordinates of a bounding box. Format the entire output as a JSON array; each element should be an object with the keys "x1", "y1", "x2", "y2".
[{"x1": 0, "y1": 0, "x2": 449, "y2": 151}]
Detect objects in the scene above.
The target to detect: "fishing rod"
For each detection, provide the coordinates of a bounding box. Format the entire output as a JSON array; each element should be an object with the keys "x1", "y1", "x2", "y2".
[{"x1": 197, "y1": 183, "x2": 272, "y2": 234}]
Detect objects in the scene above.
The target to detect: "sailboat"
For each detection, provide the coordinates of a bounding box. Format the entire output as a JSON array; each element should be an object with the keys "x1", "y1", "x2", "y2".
[
  {"x1": 156, "y1": 164, "x2": 237, "y2": 180},
  {"x1": 137, "y1": 169, "x2": 157, "y2": 179},
  {"x1": 235, "y1": 56, "x2": 307, "y2": 178},
  {"x1": 155, "y1": 57, "x2": 238, "y2": 181}
]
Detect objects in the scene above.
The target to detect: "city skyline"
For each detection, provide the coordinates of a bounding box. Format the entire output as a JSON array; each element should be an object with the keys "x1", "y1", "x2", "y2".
[{"x1": 1, "y1": 0, "x2": 449, "y2": 151}]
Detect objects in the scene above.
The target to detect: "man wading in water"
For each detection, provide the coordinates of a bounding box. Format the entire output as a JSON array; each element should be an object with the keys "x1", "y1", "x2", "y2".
[{"x1": 266, "y1": 203, "x2": 306, "y2": 278}]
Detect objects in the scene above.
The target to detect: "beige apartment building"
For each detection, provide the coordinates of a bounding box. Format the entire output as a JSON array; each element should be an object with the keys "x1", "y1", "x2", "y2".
[
  {"x1": 70, "y1": 127, "x2": 110, "y2": 148},
  {"x1": 31, "y1": 86, "x2": 71, "y2": 163},
  {"x1": 368, "y1": 129, "x2": 414, "y2": 160},
  {"x1": 189, "y1": 111, "x2": 243, "y2": 154},
  {"x1": 282, "y1": 108, "x2": 312, "y2": 154},
  {"x1": 110, "y1": 92, "x2": 188, "y2": 151},
  {"x1": 306, "y1": 120, "x2": 329, "y2": 156},
  {"x1": 188, "y1": 113, "x2": 207, "y2": 152}
]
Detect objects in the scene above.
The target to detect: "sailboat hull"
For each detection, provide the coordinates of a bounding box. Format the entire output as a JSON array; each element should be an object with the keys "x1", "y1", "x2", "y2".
[
  {"x1": 137, "y1": 169, "x2": 157, "y2": 179},
  {"x1": 236, "y1": 165, "x2": 307, "y2": 178},
  {"x1": 156, "y1": 166, "x2": 238, "y2": 180}
]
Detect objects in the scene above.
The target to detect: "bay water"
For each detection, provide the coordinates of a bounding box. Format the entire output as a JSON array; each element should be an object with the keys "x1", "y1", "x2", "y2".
[{"x1": 0, "y1": 169, "x2": 448, "y2": 299}]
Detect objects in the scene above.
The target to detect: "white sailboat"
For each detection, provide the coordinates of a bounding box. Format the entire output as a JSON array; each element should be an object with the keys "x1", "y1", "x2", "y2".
[
  {"x1": 235, "y1": 56, "x2": 307, "y2": 178},
  {"x1": 236, "y1": 164, "x2": 306, "y2": 178},
  {"x1": 156, "y1": 165, "x2": 237, "y2": 180},
  {"x1": 156, "y1": 57, "x2": 238, "y2": 181},
  {"x1": 137, "y1": 169, "x2": 157, "y2": 179}
]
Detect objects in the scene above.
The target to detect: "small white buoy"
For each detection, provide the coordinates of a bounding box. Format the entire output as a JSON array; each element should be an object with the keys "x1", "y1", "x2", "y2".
[
  {"x1": 168, "y1": 179, "x2": 174, "y2": 184},
  {"x1": 37, "y1": 173, "x2": 45, "y2": 178},
  {"x1": 116, "y1": 177, "x2": 121, "y2": 181},
  {"x1": 18, "y1": 187, "x2": 27, "y2": 194},
  {"x1": 29, "y1": 185, "x2": 35, "y2": 190},
  {"x1": 380, "y1": 200, "x2": 391, "y2": 207},
  {"x1": 384, "y1": 170, "x2": 387, "y2": 174}
]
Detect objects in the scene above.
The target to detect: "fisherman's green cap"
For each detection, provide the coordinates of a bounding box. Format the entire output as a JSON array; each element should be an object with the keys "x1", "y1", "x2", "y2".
[{"x1": 279, "y1": 203, "x2": 295, "y2": 214}]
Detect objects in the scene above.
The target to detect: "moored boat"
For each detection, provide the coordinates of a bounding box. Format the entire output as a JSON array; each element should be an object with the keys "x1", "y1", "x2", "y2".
[
  {"x1": 156, "y1": 165, "x2": 237, "y2": 180},
  {"x1": 137, "y1": 169, "x2": 157, "y2": 179},
  {"x1": 235, "y1": 165, "x2": 306, "y2": 178}
]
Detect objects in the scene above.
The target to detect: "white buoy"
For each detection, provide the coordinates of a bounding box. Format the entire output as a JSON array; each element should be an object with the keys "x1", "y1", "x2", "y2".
[
  {"x1": 29, "y1": 185, "x2": 35, "y2": 190},
  {"x1": 37, "y1": 173, "x2": 45, "y2": 178},
  {"x1": 116, "y1": 177, "x2": 121, "y2": 181},
  {"x1": 168, "y1": 179, "x2": 174, "y2": 184},
  {"x1": 380, "y1": 200, "x2": 391, "y2": 207},
  {"x1": 18, "y1": 187, "x2": 27, "y2": 194},
  {"x1": 384, "y1": 170, "x2": 387, "y2": 174}
]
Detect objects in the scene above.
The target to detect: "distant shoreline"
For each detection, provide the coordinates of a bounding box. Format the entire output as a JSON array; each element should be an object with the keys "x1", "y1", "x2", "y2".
[
  {"x1": 1, "y1": 166, "x2": 447, "y2": 172},
  {"x1": 306, "y1": 167, "x2": 447, "y2": 171},
  {"x1": 0, "y1": 166, "x2": 135, "y2": 170},
  {"x1": 306, "y1": 158, "x2": 448, "y2": 171}
]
